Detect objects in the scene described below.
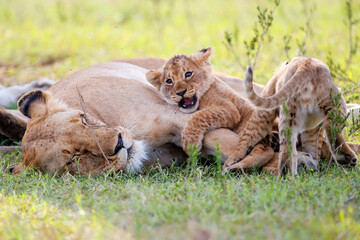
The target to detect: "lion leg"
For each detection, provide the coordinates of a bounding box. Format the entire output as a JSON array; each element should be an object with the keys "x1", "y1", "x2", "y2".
[
  {"x1": 296, "y1": 126, "x2": 323, "y2": 171},
  {"x1": 278, "y1": 105, "x2": 300, "y2": 176},
  {"x1": 201, "y1": 128, "x2": 241, "y2": 162},
  {"x1": 225, "y1": 143, "x2": 275, "y2": 171},
  {"x1": 300, "y1": 126, "x2": 323, "y2": 159},
  {"x1": 323, "y1": 119, "x2": 358, "y2": 166},
  {"x1": 0, "y1": 106, "x2": 27, "y2": 141},
  {"x1": 223, "y1": 110, "x2": 274, "y2": 169},
  {"x1": 262, "y1": 151, "x2": 318, "y2": 174},
  {"x1": 347, "y1": 142, "x2": 360, "y2": 155},
  {"x1": 262, "y1": 153, "x2": 280, "y2": 174}
]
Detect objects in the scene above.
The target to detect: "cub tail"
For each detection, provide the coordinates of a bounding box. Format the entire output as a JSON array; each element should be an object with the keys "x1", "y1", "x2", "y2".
[{"x1": 244, "y1": 67, "x2": 292, "y2": 110}]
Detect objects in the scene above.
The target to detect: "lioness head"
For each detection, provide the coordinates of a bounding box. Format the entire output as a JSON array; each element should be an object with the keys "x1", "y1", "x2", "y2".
[
  {"x1": 11, "y1": 90, "x2": 146, "y2": 175},
  {"x1": 146, "y1": 47, "x2": 213, "y2": 113}
]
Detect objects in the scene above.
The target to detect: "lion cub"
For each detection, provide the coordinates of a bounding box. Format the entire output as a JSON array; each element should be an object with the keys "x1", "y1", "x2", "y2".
[
  {"x1": 239, "y1": 57, "x2": 358, "y2": 175},
  {"x1": 146, "y1": 47, "x2": 274, "y2": 162}
]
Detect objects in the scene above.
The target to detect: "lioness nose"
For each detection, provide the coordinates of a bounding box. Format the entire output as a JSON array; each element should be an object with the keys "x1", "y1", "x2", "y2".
[
  {"x1": 176, "y1": 89, "x2": 187, "y2": 96},
  {"x1": 9, "y1": 167, "x2": 14, "y2": 174},
  {"x1": 113, "y1": 133, "x2": 124, "y2": 155}
]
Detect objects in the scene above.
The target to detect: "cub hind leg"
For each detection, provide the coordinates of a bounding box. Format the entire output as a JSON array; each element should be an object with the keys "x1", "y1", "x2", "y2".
[
  {"x1": 300, "y1": 126, "x2": 324, "y2": 159},
  {"x1": 225, "y1": 142, "x2": 275, "y2": 171},
  {"x1": 323, "y1": 119, "x2": 358, "y2": 166},
  {"x1": 278, "y1": 104, "x2": 299, "y2": 176},
  {"x1": 297, "y1": 126, "x2": 324, "y2": 171},
  {"x1": 223, "y1": 109, "x2": 275, "y2": 170}
]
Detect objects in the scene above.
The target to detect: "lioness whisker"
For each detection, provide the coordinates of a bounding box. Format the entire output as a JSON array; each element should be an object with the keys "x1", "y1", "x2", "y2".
[
  {"x1": 88, "y1": 124, "x2": 113, "y2": 129},
  {"x1": 76, "y1": 87, "x2": 111, "y2": 165},
  {"x1": 121, "y1": 111, "x2": 138, "y2": 134}
]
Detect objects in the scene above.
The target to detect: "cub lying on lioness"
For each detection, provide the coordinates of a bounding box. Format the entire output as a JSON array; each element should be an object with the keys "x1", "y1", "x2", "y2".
[
  {"x1": 235, "y1": 57, "x2": 359, "y2": 175},
  {"x1": 146, "y1": 47, "x2": 275, "y2": 169}
]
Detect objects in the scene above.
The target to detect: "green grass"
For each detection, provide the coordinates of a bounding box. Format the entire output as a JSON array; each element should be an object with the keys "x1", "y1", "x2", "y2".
[
  {"x1": 1, "y1": 151, "x2": 360, "y2": 239},
  {"x1": 1, "y1": 0, "x2": 360, "y2": 239}
]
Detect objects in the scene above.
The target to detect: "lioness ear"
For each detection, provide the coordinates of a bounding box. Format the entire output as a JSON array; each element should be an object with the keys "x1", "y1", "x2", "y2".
[
  {"x1": 192, "y1": 47, "x2": 213, "y2": 66},
  {"x1": 146, "y1": 70, "x2": 162, "y2": 90},
  {"x1": 18, "y1": 90, "x2": 50, "y2": 118}
]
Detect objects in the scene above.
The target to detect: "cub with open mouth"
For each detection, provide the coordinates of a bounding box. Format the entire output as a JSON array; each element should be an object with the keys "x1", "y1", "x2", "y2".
[{"x1": 146, "y1": 48, "x2": 275, "y2": 167}]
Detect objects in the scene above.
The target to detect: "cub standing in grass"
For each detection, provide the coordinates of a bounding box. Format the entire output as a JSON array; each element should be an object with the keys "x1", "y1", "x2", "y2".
[
  {"x1": 230, "y1": 57, "x2": 359, "y2": 175},
  {"x1": 146, "y1": 47, "x2": 276, "y2": 169}
]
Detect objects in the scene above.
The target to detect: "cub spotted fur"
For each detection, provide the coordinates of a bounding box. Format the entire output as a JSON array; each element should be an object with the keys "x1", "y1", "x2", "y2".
[
  {"x1": 146, "y1": 48, "x2": 274, "y2": 169},
  {"x1": 241, "y1": 57, "x2": 358, "y2": 175}
]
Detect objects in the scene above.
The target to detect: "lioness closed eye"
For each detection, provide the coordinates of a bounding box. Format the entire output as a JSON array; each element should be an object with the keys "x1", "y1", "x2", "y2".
[{"x1": 146, "y1": 47, "x2": 276, "y2": 170}]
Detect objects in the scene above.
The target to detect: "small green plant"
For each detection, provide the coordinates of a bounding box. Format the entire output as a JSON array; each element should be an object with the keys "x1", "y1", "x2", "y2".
[
  {"x1": 281, "y1": 0, "x2": 316, "y2": 60},
  {"x1": 328, "y1": 89, "x2": 350, "y2": 148},
  {"x1": 0, "y1": 134, "x2": 20, "y2": 146},
  {"x1": 278, "y1": 99, "x2": 293, "y2": 176},
  {"x1": 328, "y1": 89, "x2": 360, "y2": 146},
  {"x1": 0, "y1": 138, "x2": 12, "y2": 146},
  {"x1": 326, "y1": 0, "x2": 359, "y2": 101},
  {"x1": 327, "y1": 89, "x2": 360, "y2": 166},
  {"x1": 6, "y1": 102, "x2": 18, "y2": 110},
  {"x1": 345, "y1": 108, "x2": 360, "y2": 142},
  {"x1": 186, "y1": 144, "x2": 200, "y2": 179},
  {"x1": 214, "y1": 142, "x2": 223, "y2": 177},
  {"x1": 282, "y1": 34, "x2": 292, "y2": 61},
  {"x1": 296, "y1": 0, "x2": 315, "y2": 56},
  {"x1": 344, "y1": 0, "x2": 359, "y2": 72},
  {"x1": 281, "y1": 99, "x2": 293, "y2": 159},
  {"x1": 223, "y1": 0, "x2": 280, "y2": 71}
]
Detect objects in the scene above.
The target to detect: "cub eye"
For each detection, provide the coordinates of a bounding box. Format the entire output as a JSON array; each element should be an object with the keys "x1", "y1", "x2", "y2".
[
  {"x1": 185, "y1": 72, "x2": 192, "y2": 78},
  {"x1": 166, "y1": 79, "x2": 173, "y2": 84}
]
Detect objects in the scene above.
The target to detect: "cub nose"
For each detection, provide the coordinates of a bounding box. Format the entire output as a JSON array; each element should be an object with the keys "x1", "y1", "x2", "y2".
[{"x1": 176, "y1": 89, "x2": 187, "y2": 96}]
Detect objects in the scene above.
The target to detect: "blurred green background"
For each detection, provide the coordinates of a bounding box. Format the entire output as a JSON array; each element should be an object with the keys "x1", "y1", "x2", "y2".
[{"x1": 1, "y1": 0, "x2": 359, "y2": 89}]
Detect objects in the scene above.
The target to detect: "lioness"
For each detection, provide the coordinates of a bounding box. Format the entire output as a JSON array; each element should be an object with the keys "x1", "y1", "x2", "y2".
[
  {"x1": 6, "y1": 58, "x2": 279, "y2": 175},
  {"x1": 2, "y1": 58, "x2": 359, "y2": 175}
]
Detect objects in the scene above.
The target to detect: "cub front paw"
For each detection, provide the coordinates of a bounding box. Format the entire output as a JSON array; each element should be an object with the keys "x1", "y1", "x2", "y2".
[
  {"x1": 223, "y1": 155, "x2": 238, "y2": 169},
  {"x1": 223, "y1": 150, "x2": 247, "y2": 168},
  {"x1": 222, "y1": 156, "x2": 242, "y2": 173},
  {"x1": 181, "y1": 136, "x2": 202, "y2": 154}
]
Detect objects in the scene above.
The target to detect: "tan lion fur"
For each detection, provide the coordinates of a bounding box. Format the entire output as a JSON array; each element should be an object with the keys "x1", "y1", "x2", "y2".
[
  {"x1": 6, "y1": 57, "x2": 359, "y2": 176},
  {"x1": 11, "y1": 58, "x2": 267, "y2": 175},
  {"x1": 0, "y1": 106, "x2": 27, "y2": 141},
  {"x1": 240, "y1": 57, "x2": 358, "y2": 175},
  {"x1": 146, "y1": 48, "x2": 282, "y2": 171}
]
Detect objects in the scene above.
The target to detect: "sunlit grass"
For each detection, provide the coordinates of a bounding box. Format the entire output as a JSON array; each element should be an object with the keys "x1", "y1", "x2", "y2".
[{"x1": 1, "y1": 152, "x2": 360, "y2": 239}]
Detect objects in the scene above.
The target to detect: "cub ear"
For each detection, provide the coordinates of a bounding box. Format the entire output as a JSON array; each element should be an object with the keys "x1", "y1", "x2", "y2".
[
  {"x1": 146, "y1": 70, "x2": 162, "y2": 90},
  {"x1": 191, "y1": 47, "x2": 213, "y2": 66},
  {"x1": 18, "y1": 90, "x2": 50, "y2": 119}
]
